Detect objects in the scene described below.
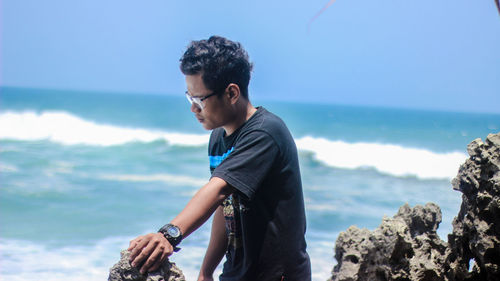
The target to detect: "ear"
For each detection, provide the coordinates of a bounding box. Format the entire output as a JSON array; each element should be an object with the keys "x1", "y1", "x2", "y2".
[{"x1": 226, "y1": 83, "x2": 241, "y2": 105}]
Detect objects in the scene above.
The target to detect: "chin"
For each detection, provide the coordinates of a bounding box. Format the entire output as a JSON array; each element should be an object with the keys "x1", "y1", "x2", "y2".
[{"x1": 202, "y1": 123, "x2": 215, "y2": 130}]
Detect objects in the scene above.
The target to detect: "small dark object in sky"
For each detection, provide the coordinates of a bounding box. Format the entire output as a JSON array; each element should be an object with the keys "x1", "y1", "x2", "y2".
[
  {"x1": 307, "y1": 0, "x2": 336, "y2": 33},
  {"x1": 309, "y1": 0, "x2": 500, "y2": 33}
]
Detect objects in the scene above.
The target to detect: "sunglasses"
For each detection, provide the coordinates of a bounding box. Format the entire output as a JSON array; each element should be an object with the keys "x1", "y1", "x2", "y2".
[{"x1": 185, "y1": 91, "x2": 219, "y2": 109}]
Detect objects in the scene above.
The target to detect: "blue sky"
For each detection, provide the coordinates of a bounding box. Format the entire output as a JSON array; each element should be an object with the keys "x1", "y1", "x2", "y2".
[{"x1": 1, "y1": 0, "x2": 499, "y2": 113}]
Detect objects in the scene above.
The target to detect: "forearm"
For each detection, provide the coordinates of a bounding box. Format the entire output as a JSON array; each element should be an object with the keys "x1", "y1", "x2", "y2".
[
  {"x1": 128, "y1": 177, "x2": 232, "y2": 275},
  {"x1": 199, "y1": 205, "x2": 228, "y2": 277},
  {"x1": 170, "y1": 176, "x2": 232, "y2": 239}
]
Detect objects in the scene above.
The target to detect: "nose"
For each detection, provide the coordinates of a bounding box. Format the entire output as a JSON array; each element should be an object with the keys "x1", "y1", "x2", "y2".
[{"x1": 190, "y1": 103, "x2": 201, "y2": 113}]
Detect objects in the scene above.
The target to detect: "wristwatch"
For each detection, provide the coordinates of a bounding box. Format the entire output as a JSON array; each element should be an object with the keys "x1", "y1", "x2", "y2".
[{"x1": 158, "y1": 223, "x2": 183, "y2": 252}]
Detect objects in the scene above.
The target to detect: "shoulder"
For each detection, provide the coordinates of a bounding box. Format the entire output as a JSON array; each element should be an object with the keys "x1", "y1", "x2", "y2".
[
  {"x1": 245, "y1": 107, "x2": 293, "y2": 143},
  {"x1": 209, "y1": 128, "x2": 225, "y2": 146},
  {"x1": 246, "y1": 107, "x2": 288, "y2": 133},
  {"x1": 234, "y1": 108, "x2": 296, "y2": 157}
]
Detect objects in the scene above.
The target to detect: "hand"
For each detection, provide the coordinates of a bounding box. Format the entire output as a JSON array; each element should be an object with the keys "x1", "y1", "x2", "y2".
[{"x1": 128, "y1": 233, "x2": 174, "y2": 274}]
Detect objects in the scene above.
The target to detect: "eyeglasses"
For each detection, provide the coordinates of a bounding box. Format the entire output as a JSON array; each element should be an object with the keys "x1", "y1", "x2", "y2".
[{"x1": 185, "y1": 91, "x2": 219, "y2": 109}]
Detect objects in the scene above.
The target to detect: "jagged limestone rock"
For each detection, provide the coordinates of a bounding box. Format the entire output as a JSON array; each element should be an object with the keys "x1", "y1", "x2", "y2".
[
  {"x1": 329, "y1": 132, "x2": 500, "y2": 281},
  {"x1": 446, "y1": 133, "x2": 500, "y2": 281},
  {"x1": 108, "y1": 250, "x2": 186, "y2": 281},
  {"x1": 329, "y1": 203, "x2": 447, "y2": 281}
]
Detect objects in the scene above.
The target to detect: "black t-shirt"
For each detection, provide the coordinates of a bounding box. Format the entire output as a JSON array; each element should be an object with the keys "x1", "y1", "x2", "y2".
[{"x1": 209, "y1": 107, "x2": 311, "y2": 281}]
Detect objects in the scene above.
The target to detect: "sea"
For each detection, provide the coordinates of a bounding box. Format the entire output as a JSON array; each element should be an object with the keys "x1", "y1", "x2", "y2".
[{"x1": 1, "y1": 87, "x2": 499, "y2": 281}]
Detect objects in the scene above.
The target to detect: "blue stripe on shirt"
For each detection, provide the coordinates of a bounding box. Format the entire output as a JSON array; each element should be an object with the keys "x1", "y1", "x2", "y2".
[{"x1": 210, "y1": 147, "x2": 234, "y2": 169}]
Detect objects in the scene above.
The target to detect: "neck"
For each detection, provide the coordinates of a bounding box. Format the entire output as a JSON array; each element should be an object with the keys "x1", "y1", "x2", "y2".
[{"x1": 223, "y1": 101, "x2": 257, "y2": 136}]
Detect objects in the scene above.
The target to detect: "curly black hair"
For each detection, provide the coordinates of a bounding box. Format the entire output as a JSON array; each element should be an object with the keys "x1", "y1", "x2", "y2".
[{"x1": 180, "y1": 36, "x2": 253, "y2": 100}]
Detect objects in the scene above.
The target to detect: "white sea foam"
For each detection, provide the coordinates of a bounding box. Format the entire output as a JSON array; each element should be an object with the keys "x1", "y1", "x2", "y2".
[
  {"x1": 296, "y1": 136, "x2": 467, "y2": 180},
  {"x1": 0, "y1": 163, "x2": 18, "y2": 173},
  {"x1": 0, "y1": 237, "x2": 126, "y2": 281},
  {"x1": 0, "y1": 234, "x2": 333, "y2": 281},
  {"x1": 99, "y1": 173, "x2": 207, "y2": 188},
  {"x1": 0, "y1": 236, "x2": 220, "y2": 281},
  {"x1": 0, "y1": 111, "x2": 209, "y2": 146},
  {"x1": 0, "y1": 111, "x2": 468, "y2": 180},
  {"x1": 308, "y1": 239, "x2": 337, "y2": 281}
]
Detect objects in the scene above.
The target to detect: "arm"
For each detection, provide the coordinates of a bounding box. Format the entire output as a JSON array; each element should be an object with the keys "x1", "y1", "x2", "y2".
[
  {"x1": 128, "y1": 177, "x2": 233, "y2": 274},
  {"x1": 197, "y1": 205, "x2": 228, "y2": 281}
]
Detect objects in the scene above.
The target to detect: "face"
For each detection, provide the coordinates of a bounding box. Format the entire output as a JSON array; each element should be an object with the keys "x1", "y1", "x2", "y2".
[{"x1": 185, "y1": 74, "x2": 231, "y2": 131}]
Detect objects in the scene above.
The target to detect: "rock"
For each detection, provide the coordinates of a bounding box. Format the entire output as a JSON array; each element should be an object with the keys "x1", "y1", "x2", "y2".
[
  {"x1": 329, "y1": 132, "x2": 500, "y2": 281},
  {"x1": 328, "y1": 203, "x2": 448, "y2": 281},
  {"x1": 447, "y1": 133, "x2": 500, "y2": 281},
  {"x1": 108, "y1": 250, "x2": 186, "y2": 281}
]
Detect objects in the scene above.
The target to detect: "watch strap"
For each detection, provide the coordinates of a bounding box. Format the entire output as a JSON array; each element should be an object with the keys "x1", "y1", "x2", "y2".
[{"x1": 158, "y1": 223, "x2": 183, "y2": 252}]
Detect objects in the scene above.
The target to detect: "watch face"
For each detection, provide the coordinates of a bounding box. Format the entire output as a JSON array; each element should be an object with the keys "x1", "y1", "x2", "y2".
[{"x1": 167, "y1": 225, "x2": 180, "y2": 237}]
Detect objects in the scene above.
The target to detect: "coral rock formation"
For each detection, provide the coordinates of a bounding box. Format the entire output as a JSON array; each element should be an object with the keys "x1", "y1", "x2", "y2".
[
  {"x1": 329, "y1": 133, "x2": 500, "y2": 281},
  {"x1": 446, "y1": 133, "x2": 500, "y2": 281},
  {"x1": 108, "y1": 250, "x2": 185, "y2": 281},
  {"x1": 329, "y1": 203, "x2": 448, "y2": 281}
]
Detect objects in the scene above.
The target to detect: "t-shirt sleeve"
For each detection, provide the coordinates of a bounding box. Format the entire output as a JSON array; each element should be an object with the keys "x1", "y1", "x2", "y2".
[{"x1": 211, "y1": 130, "x2": 279, "y2": 200}]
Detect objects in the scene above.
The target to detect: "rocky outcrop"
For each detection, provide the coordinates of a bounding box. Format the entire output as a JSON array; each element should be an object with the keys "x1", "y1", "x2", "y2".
[
  {"x1": 108, "y1": 250, "x2": 185, "y2": 281},
  {"x1": 329, "y1": 133, "x2": 500, "y2": 281},
  {"x1": 328, "y1": 203, "x2": 448, "y2": 281},
  {"x1": 446, "y1": 133, "x2": 500, "y2": 281}
]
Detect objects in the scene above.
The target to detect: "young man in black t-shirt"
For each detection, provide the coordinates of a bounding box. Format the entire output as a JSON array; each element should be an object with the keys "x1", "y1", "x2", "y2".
[{"x1": 128, "y1": 36, "x2": 311, "y2": 281}]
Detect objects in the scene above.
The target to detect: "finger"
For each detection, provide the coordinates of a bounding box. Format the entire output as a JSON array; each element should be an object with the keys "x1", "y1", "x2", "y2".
[
  {"x1": 140, "y1": 243, "x2": 165, "y2": 274},
  {"x1": 131, "y1": 246, "x2": 150, "y2": 268},
  {"x1": 129, "y1": 243, "x2": 143, "y2": 262},
  {"x1": 129, "y1": 238, "x2": 150, "y2": 264},
  {"x1": 128, "y1": 236, "x2": 143, "y2": 255},
  {"x1": 128, "y1": 237, "x2": 142, "y2": 251},
  {"x1": 128, "y1": 236, "x2": 143, "y2": 249},
  {"x1": 133, "y1": 237, "x2": 159, "y2": 268},
  {"x1": 147, "y1": 255, "x2": 164, "y2": 273},
  {"x1": 148, "y1": 248, "x2": 170, "y2": 272}
]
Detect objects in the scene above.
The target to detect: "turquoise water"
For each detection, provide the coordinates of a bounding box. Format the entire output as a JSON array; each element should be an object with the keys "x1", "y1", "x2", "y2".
[{"x1": 1, "y1": 87, "x2": 499, "y2": 280}]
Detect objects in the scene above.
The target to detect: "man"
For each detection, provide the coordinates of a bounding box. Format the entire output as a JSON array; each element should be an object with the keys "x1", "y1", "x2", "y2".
[{"x1": 128, "y1": 36, "x2": 311, "y2": 281}]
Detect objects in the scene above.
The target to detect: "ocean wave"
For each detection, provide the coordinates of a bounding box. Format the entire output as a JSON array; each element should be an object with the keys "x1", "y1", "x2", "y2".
[
  {"x1": 0, "y1": 237, "x2": 126, "y2": 281},
  {"x1": 0, "y1": 163, "x2": 18, "y2": 173},
  {"x1": 0, "y1": 236, "x2": 218, "y2": 281},
  {"x1": 0, "y1": 235, "x2": 331, "y2": 281},
  {"x1": 0, "y1": 111, "x2": 467, "y2": 180},
  {"x1": 0, "y1": 111, "x2": 209, "y2": 146},
  {"x1": 296, "y1": 136, "x2": 467, "y2": 180},
  {"x1": 99, "y1": 173, "x2": 207, "y2": 188}
]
